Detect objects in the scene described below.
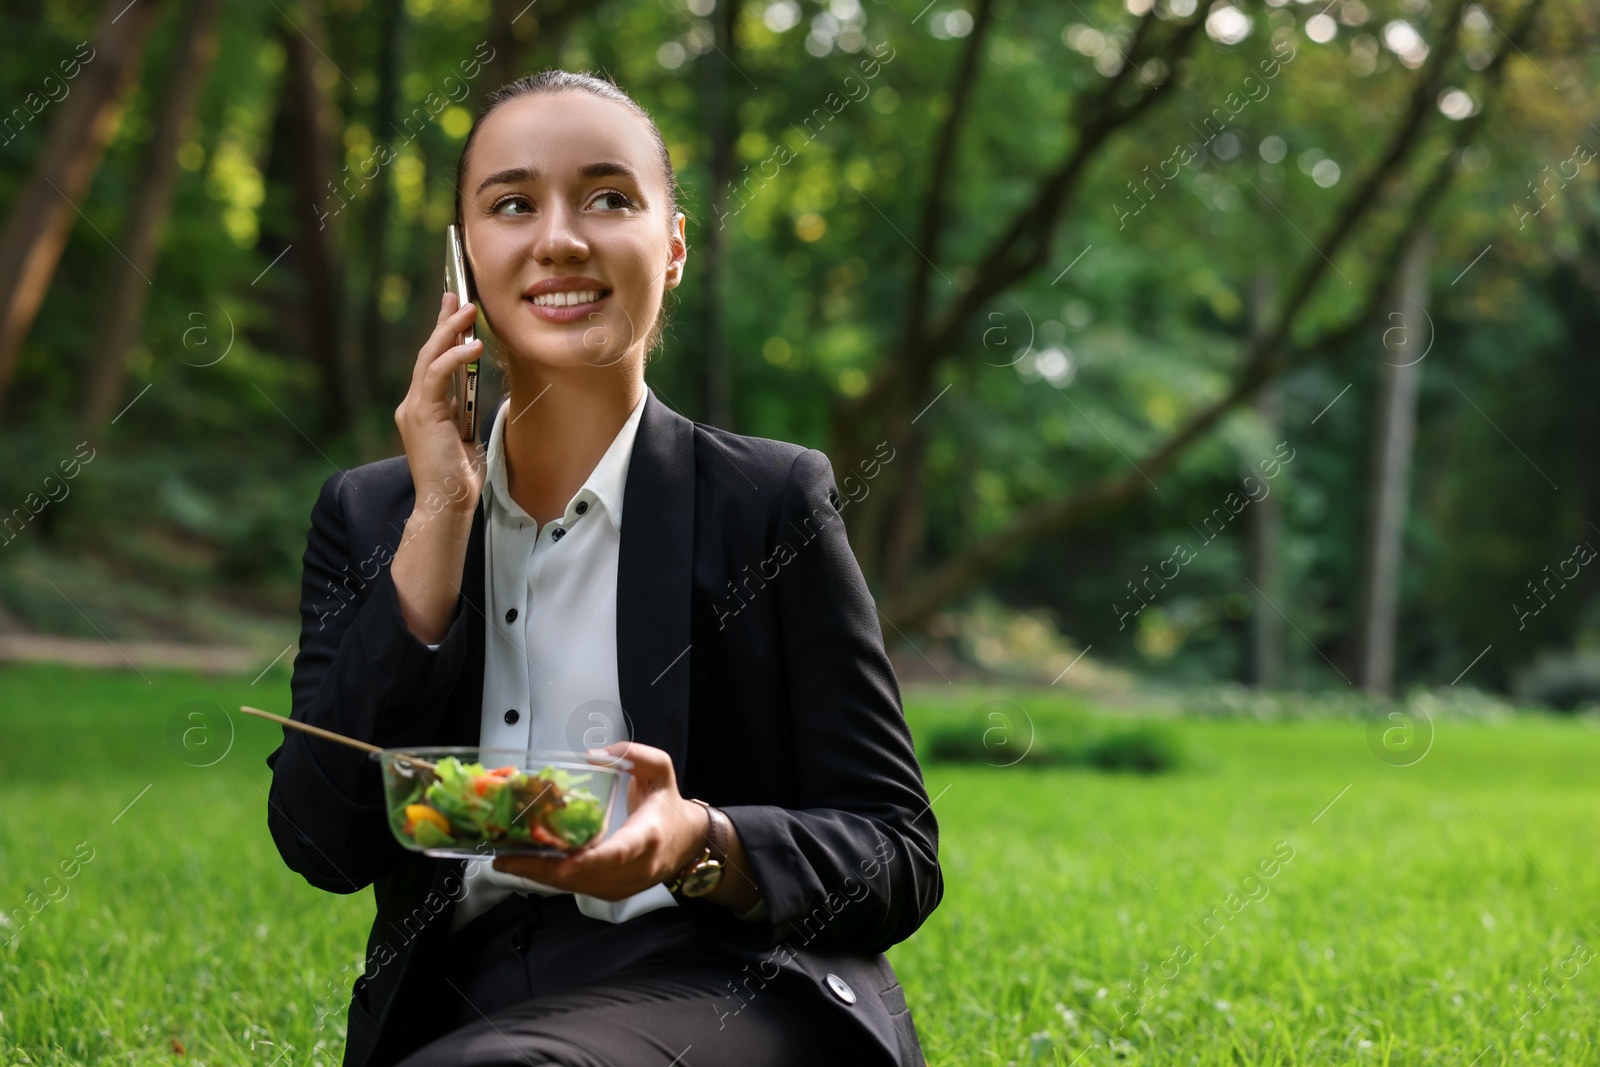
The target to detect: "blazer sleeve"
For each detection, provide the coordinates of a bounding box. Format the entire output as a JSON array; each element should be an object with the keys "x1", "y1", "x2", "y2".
[
  {"x1": 717, "y1": 447, "x2": 944, "y2": 955},
  {"x1": 263, "y1": 469, "x2": 476, "y2": 894}
]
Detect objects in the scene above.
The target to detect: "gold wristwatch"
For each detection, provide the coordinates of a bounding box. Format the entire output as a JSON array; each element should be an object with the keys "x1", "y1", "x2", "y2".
[{"x1": 665, "y1": 798, "x2": 727, "y2": 899}]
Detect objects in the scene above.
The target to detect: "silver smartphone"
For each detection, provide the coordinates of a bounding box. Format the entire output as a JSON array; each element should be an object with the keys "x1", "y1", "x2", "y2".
[{"x1": 444, "y1": 224, "x2": 479, "y2": 442}]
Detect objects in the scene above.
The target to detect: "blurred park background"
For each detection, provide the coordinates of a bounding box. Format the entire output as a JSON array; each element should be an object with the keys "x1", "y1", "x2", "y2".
[{"x1": 3, "y1": 0, "x2": 1600, "y2": 1062}]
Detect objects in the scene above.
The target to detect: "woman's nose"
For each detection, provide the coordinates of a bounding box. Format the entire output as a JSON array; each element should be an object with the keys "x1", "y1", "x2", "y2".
[{"x1": 530, "y1": 199, "x2": 588, "y2": 264}]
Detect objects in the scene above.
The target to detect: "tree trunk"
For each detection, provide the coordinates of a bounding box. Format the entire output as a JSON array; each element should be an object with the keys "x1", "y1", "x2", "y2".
[
  {"x1": 279, "y1": 0, "x2": 355, "y2": 436},
  {"x1": 481, "y1": 0, "x2": 582, "y2": 100},
  {"x1": 1358, "y1": 229, "x2": 1433, "y2": 695},
  {"x1": 359, "y1": 0, "x2": 406, "y2": 415},
  {"x1": 81, "y1": 0, "x2": 223, "y2": 434},
  {"x1": 483, "y1": 0, "x2": 528, "y2": 100},
  {"x1": 880, "y1": 428, "x2": 928, "y2": 602},
  {"x1": 1245, "y1": 273, "x2": 1283, "y2": 687},
  {"x1": 0, "y1": 0, "x2": 167, "y2": 406},
  {"x1": 698, "y1": 0, "x2": 739, "y2": 429}
]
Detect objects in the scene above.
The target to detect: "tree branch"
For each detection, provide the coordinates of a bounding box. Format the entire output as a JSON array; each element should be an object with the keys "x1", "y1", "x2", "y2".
[
  {"x1": 881, "y1": 0, "x2": 1547, "y2": 632},
  {"x1": 918, "y1": 12, "x2": 1207, "y2": 371},
  {"x1": 839, "y1": 8, "x2": 1201, "y2": 428},
  {"x1": 1247, "y1": 0, "x2": 1471, "y2": 372},
  {"x1": 902, "y1": 0, "x2": 1000, "y2": 358}
]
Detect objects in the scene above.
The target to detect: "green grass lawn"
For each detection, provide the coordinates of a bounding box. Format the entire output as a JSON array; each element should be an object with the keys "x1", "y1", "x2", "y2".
[{"x1": 2, "y1": 664, "x2": 1598, "y2": 1065}]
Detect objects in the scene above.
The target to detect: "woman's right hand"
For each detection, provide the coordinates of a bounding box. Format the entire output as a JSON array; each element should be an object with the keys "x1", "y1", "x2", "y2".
[
  {"x1": 394, "y1": 291, "x2": 485, "y2": 512},
  {"x1": 389, "y1": 291, "x2": 486, "y2": 645}
]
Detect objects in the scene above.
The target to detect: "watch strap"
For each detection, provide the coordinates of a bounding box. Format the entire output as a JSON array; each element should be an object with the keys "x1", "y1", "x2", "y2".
[
  {"x1": 665, "y1": 799, "x2": 730, "y2": 898},
  {"x1": 694, "y1": 798, "x2": 728, "y2": 864},
  {"x1": 666, "y1": 800, "x2": 715, "y2": 891}
]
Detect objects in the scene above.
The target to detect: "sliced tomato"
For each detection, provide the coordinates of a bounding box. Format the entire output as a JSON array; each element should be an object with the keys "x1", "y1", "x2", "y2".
[
  {"x1": 475, "y1": 766, "x2": 518, "y2": 795},
  {"x1": 528, "y1": 824, "x2": 567, "y2": 848}
]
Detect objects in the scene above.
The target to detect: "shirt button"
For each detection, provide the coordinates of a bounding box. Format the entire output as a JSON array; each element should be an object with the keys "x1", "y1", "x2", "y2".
[
  {"x1": 551, "y1": 527, "x2": 566, "y2": 542},
  {"x1": 504, "y1": 709, "x2": 519, "y2": 725},
  {"x1": 575, "y1": 500, "x2": 588, "y2": 515},
  {"x1": 505, "y1": 608, "x2": 517, "y2": 623}
]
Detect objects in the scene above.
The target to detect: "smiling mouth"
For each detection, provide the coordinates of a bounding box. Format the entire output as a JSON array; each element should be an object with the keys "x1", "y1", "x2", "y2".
[{"x1": 525, "y1": 289, "x2": 612, "y2": 308}]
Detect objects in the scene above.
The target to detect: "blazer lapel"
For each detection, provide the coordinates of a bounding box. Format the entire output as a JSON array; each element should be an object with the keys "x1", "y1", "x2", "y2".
[
  {"x1": 440, "y1": 493, "x2": 488, "y2": 747},
  {"x1": 616, "y1": 387, "x2": 696, "y2": 779}
]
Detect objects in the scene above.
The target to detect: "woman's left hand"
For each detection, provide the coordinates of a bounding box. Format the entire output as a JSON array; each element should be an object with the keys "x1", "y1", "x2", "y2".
[{"x1": 491, "y1": 741, "x2": 707, "y2": 902}]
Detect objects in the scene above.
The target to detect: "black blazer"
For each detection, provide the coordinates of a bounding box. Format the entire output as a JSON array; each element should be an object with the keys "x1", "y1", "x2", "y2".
[{"x1": 264, "y1": 387, "x2": 944, "y2": 1067}]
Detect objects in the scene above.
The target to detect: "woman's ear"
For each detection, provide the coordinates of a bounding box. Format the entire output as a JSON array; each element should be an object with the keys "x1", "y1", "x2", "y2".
[{"x1": 664, "y1": 212, "x2": 688, "y2": 290}]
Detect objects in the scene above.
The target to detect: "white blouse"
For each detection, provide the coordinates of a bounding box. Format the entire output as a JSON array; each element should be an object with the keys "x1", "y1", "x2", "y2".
[{"x1": 447, "y1": 389, "x2": 677, "y2": 932}]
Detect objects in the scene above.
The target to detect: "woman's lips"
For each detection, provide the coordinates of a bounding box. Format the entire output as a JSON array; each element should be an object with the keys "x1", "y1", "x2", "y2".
[{"x1": 524, "y1": 290, "x2": 611, "y2": 323}]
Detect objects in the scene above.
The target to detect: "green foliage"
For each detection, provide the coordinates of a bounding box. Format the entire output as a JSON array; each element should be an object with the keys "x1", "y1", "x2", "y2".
[
  {"x1": 921, "y1": 715, "x2": 1185, "y2": 774},
  {"x1": 1515, "y1": 651, "x2": 1600, "y2": 713},
  {"x1": 1080, "y1": 722, "x2": 1183, "y2": 773},
  {"x1": 2, "y1": 0, "x2": 1598, "y2": 693}
]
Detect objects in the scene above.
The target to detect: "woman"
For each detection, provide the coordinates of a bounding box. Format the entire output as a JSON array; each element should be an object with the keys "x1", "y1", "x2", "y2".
[{"x1": 265, "y1": 70, "x2": 942, "y2": 1067}]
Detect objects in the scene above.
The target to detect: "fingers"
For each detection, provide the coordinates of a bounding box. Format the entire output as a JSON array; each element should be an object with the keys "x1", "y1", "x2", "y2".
[
  {"x1": 410, "y1": 297, "x2": 479, "y2": 395},
  {"x1": 420, "y1": 337, "x2": 484, "y2": 400},
  {"x1": 492, "y1": 853, "x2": 565, "y2": 881},
  {"x1": 414, "y1": 302, "x2": 477, "y2": 391},
  {"x1": 594, "y1": 741, "x2": 670, "y2": 777},
  {"x1": 489, "y1": 793, "x2": 665, "y2": 893},
  {"x1": 411, "y1": 291, "x2": 466, "y2": 395},
  {"x1": 539, "y1": 826, "x2": 654, "y2": 896},
  {"x1": 490, "y1": 828, "x2": 641, "y2": 885},
  {"x1": 487, "y1": 744, "x2": 683, "y2": 899},
  {"x1": 396, "y1": 335, "x2": 481, "y2": 448},
  {"x1": 398, "y1": 337, "x2": 481, "y2": 437}
]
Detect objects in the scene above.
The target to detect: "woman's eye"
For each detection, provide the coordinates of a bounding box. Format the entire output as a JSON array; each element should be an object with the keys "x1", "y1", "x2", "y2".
[{"x1": 490, "y1": 191, "x2": 634, "y2": 215}]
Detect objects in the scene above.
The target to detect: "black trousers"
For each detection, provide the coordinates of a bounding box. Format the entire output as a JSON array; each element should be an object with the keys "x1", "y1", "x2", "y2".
[{"x1": 393, "y1": 891, "x2": 890, "y2": 1066}]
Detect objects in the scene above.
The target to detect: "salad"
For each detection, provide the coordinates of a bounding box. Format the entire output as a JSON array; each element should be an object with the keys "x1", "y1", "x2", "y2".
[{"x1": 388, "y1": 756, "x2": 606, "y2": 851}]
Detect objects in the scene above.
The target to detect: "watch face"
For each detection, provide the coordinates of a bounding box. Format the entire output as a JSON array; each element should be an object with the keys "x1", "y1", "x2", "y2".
[{"x1": 680, "y1": 859, "x2": 725, "y2": 898}]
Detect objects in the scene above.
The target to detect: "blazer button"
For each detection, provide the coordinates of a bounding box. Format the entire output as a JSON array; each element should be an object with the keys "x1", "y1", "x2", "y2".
[
  {"x1": 824, "y1": 973, "x2": 856, "y2": 1005},
  {"x1": 505, "y1": 608, "x2": 518, "y2": 623},
  {"x1": 504, "y1": 709, "x2": 520, "y2": 725}
]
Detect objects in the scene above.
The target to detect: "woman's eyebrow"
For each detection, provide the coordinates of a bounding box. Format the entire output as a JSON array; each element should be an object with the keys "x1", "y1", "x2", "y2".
[{"x1": 475, "y1": 161, "x2": 643, "y2": 196}]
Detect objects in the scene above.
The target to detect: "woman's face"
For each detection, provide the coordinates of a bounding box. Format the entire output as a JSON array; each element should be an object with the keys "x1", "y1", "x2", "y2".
[{"x1": 460, "y1": 91, "x2": 686, "y2": 373}]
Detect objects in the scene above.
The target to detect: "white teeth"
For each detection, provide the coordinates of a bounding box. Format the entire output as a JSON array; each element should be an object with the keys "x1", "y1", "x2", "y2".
[{"x1": 530, "y1": 290, "x2": 603, "y2": 307}]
